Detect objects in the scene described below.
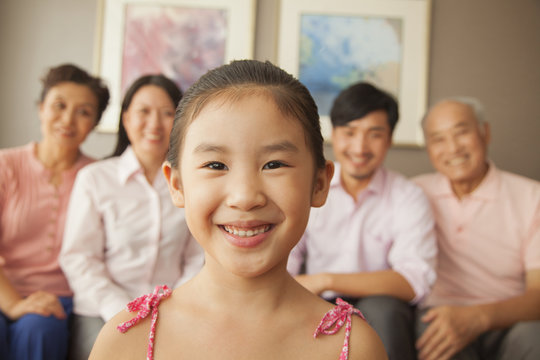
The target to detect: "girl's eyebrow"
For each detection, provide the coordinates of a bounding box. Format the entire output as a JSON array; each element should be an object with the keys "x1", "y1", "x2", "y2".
[
  {"x1": 193, "y1": 143, "x2": 226, "y2": 154},
  {"x1": 262, "y1": 141, "x2": 299, "y2": 154},
  {"x1": 193, "y1": 141, "x2": 299, "y2": 154}
]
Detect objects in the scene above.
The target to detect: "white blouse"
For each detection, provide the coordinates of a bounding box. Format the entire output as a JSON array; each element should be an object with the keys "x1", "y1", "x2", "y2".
[{"x1": 60, "y1": 147, "x2": 204, "y2": 320}]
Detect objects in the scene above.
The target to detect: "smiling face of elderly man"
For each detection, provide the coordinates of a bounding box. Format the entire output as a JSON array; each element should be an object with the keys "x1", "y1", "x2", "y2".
[{"x1": 422, "y1": 99, "x2": 491, "y2": 198}]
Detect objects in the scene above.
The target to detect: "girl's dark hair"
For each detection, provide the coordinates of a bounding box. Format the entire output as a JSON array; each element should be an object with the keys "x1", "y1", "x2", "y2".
[
  {"x1": 40, "y1": 63, "x2": 110, "y2": 124},
  {"x1": 111, "y1": 74, "x2": 183, "y2": 157},
  {"x1": 330, "y1": 82, "x2": 399, "y2": 134},
  {"x1": 167, "y1": 60, "x2": 325, "y2": 170}
]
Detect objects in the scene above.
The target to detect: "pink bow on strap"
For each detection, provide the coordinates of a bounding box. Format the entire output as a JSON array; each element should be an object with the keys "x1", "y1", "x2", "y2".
[
  {"x1": 314, "y1": 298, "x2": 365, "y2": 360},
  {"x1": 117, "y1": 285, "x2": 172, "y2": 360}
]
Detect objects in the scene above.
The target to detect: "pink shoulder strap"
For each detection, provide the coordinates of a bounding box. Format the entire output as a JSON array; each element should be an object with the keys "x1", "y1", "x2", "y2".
[
  {"x1": 117, "y1": 285, "x2": 172, "y2": 360},
  {"x1": 314, "y1": 298, "x2": 366, "y2": 360}
]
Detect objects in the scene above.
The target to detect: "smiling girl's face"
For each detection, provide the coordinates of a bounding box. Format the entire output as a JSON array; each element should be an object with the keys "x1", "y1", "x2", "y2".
[{"x1": 164, "y1": 92, "x2": 331, "y2": 278}]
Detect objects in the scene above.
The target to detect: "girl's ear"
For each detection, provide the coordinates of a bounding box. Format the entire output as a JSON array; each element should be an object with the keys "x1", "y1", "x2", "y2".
[
  {"x1": 311, "y1": 160, "x2": 334, "y2": 208},
  {"x1": 163, "y1": 161, "x2": 185, "y2": 208}
]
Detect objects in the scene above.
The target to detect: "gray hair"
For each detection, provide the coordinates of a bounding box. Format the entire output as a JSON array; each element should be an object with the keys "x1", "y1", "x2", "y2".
[{"x1": 421, "y1": 96, "x2": 486, "y2": 131}]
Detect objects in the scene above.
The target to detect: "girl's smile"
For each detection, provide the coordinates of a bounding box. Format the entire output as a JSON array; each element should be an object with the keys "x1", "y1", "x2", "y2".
[
  {"x1": 165, "y1": 92, "x2": 331, "y2": 277},
  {"x1": 221, "y1": 223, "x2": 274, "y2": 248}
]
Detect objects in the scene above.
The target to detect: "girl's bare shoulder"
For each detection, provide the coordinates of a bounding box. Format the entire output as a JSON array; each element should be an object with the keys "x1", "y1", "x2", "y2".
[
  {"x1": 301, "y1": 293, "x2": 387, "y2": 360},
  {"x1": 348, "y1": 315, "x2": 388, "y2": 360},
  {"x1": 89, "y1": 309, "x2": 151, "y2": 360},
  {"x1": 290, "y1": 289, "x2": 387, "y2": 359}
]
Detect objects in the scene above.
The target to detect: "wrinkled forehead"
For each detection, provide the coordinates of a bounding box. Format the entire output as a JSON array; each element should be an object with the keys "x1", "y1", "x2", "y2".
[{"x1": 425, "y1": 101, "x2": 478, "y2": 133}]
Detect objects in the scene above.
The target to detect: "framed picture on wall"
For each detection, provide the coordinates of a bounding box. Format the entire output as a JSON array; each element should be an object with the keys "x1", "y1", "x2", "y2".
[
  {"x1": 277, "y1": 0, "x2": 431, "y2": 146},
  {"x1": 94, "y1": 0, "x2": 256, "y2": 133}
]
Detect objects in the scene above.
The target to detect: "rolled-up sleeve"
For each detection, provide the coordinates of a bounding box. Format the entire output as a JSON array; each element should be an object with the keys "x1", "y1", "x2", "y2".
[{"x1": 388, "y1": 184, "x2": 438, "y2": 304}]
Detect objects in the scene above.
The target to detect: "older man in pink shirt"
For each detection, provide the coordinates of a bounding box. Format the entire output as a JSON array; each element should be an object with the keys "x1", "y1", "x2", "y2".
[
  {"x1": 413, "y1": 97, "x2": 540, "y2": 360},
  {"x1": 288, "y1": 82, "x2": 437, "y2": 360}
]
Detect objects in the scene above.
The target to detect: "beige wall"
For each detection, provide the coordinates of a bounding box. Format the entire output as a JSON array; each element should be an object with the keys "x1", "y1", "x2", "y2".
[{"x1": 1, "y1": 0, "x2": 538, "y2": 180}]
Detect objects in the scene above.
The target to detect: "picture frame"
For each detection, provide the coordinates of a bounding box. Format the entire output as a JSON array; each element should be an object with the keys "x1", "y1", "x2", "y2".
[
  {"x1": 94, "y1": 0, "x2": 256, "y2": 133},
  {"x1": 277, "y1": 0, "x2": 431, "y2": 146}
]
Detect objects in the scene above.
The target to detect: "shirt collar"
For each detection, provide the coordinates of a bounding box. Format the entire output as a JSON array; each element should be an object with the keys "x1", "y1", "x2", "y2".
[
  {"x1": 467, "y1": 161, "x2": 499, "y2": 200},
  {"x1": 117, "y1": 146, "x2": 144, "y2": 184},
  {"x1": 435, "y1": 160, "x2": 499, "y2": 201}
]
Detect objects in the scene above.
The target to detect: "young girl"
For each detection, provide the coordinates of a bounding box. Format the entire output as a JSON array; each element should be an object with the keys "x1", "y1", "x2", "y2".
[{"x1": 90, "y1": 60, "x2": 387, "y2": 360}]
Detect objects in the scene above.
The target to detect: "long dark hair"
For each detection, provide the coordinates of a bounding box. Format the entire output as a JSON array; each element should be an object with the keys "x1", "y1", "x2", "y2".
[{"x1": 111, "y1": 75, "x2": 182, "y2": 157}]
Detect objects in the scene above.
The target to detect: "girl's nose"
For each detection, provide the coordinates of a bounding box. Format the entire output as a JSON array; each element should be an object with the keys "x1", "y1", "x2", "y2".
[{"x1": 225, "y1": 171, "x2": 266, "y2": 211}]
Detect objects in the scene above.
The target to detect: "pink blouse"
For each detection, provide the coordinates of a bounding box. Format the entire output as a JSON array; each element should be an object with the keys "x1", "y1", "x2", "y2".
[
  {"x1": 0, "y1": 143, "x2": 93, "y2": 296},
  {"x1": 118, "y1": 285, "x2": 366, "y2": 360}
]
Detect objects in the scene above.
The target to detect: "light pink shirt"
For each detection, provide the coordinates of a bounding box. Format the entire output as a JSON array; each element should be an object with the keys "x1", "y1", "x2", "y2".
[
  {"x1": 413, "y1": 164, "x2": 540, "y2": 307},
  {"x1": 60, "y1": 147, "x2": 204, "y2": 320},
  {"x1": 0, "y1": 143, "x2": 93, "y2": 297},
  {"x1": 288, "y1": 164, "x2": 437, "y2": 304}
]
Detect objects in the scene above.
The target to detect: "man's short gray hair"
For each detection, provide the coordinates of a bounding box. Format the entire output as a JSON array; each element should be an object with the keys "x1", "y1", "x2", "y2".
[{"x1": 421, "y1": 96, "x2": 486, "y2": 131}]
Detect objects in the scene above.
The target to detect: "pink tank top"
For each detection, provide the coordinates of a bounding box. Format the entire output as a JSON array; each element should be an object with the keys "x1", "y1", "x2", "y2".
[{"x1": 118, "y1": 285, "x2": 365, "y2": 360}]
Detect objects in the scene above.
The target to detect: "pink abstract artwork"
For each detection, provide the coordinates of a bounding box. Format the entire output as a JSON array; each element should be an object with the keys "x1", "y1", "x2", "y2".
[{"x1": 121, "y1": 4, "x2": 227, "y2": 95}]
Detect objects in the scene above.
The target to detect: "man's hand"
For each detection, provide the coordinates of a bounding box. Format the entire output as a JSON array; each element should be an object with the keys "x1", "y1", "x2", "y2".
[
  {"x1": 416, "y1": 305, "x2": 489, "y2": 360},
  {"x1": 4, "y1": 291, "x2": 66, "y2": 320},
  {"x1": 294, "y1": 273, "x2": 330, "y2": 295}
]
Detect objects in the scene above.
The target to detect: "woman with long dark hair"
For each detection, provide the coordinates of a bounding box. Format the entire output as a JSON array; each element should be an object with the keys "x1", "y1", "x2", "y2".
[{"x1": 60, "y1": 75, "x2": 203, "y2": 360}]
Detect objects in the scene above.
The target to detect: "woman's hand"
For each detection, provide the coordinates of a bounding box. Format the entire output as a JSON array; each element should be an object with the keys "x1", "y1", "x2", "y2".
[{"x1": 4, "y1": 291, "x2": 66, "y2": 320}]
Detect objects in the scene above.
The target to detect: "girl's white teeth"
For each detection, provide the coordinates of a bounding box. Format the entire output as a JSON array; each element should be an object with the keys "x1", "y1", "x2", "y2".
[{"x1": 224, "y1": 225, "x2": 269, "y2": 237}]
